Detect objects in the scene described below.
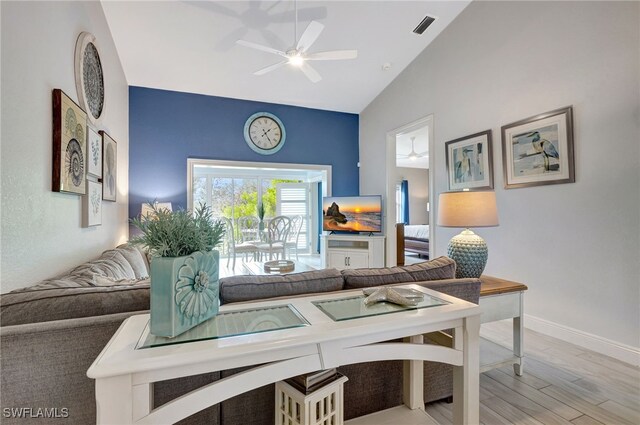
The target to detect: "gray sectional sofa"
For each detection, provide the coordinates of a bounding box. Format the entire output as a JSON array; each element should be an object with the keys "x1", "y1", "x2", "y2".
[{"x1": 0, "y1": 246, "x2": 480, "y2": 425}]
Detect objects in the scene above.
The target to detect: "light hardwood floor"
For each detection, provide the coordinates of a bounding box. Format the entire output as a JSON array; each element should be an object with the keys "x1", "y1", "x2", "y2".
[
  {"x1": 427, "y1": 321, "x2": 640, "y2": 425},
  {"x1": 217, "y1": 258, "x2": 638, "y2": 424}
]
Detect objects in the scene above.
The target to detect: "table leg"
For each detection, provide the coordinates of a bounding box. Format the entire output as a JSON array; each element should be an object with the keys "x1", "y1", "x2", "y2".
[
  {"x1": 95, "y1": 375, "x2": 134, "y2": 424},
  {"x1": 402, "y1": 335, "x2": 424, "y2": 410},
  {"x1": 453, "y1": 315, "x2": 480, "y2": 425},
  {"x1": 513, "y1": 293, "x2": 524, "y2": 376},
  {"x1": 133, "y1": 383, "x2": 153, "y2": 422}
]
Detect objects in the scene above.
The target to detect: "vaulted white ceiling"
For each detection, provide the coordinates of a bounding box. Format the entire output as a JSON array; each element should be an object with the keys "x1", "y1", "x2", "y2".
[{"x1": 101, "y1": 1, "x2": 469, "y2": 113}]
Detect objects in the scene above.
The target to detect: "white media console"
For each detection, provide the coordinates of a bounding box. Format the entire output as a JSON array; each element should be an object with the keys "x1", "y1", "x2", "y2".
[{"x1": 321, "y1": 234, "x2": 386, "y2": 270}]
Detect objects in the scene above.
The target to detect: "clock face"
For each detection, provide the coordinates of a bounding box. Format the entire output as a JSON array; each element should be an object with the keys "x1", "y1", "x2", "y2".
[{"x1": 244, "y1": 113, "x2": 286, "y2": 155}]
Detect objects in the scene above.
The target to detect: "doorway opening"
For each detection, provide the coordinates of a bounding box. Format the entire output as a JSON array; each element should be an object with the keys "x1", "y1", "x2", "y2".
[
  {"x1": 187, "y1": 159, "x2": 331, "y2": 272},
  {"x1": 385, "y1": 116, "x2": 435, "y2": 266}
]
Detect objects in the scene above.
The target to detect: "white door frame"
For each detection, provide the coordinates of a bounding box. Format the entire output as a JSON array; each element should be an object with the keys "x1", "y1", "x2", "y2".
[
  {"x1": 187, "y1": 159, "x2": 332, "y2": 210},
  {"x1": 385, "y1": 115, "x2": 435, "y2": 266}
]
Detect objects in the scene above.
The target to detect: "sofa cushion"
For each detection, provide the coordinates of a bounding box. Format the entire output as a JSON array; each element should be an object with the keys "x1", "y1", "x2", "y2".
[
  {"x1": 340, "y1": 267, "x2": 414, "y2": 289},
  {"x1": 0, "y1": 283, "x2": 150, "y2": 326},
  {"x1": 342, "y1": 256, "x2": 456, "y2": 289},
  {"x1": 219, "y1": 269, "x2": 344, "y2": 304},
  {"x1": 114, "y1": 244, "x2": 150, "y2": 279},
  {"x1": 400, "y1": 256, "x2": 456, "y2": 282},
  {"x1": 71, "y1": 250, "x2": 136, "y2": 282}
]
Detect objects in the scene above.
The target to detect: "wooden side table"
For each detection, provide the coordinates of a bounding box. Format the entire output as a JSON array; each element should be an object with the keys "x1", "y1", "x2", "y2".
[{"x1": 479, "y1": 275, "x2": 528, "y2": 375}]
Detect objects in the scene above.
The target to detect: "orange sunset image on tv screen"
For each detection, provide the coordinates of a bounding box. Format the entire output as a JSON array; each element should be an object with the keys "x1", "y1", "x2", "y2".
[{"x1": 322, "y1": 196, "x2": 382, "y2": 233}]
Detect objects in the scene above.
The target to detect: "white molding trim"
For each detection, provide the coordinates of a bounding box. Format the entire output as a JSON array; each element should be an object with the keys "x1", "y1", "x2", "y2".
[
  {"x1": 186, "y1": 158, "x2": 332, "y2": 210},
  {"x1": 525, "y1": 314, "x2": 640, "y2": 367},
  {"x1": 384, "y1": 115, "x2": 435, "y2": 267}
]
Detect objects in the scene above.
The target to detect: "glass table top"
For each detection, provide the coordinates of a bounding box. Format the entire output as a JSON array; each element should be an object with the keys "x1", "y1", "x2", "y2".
[
  {"x1": 137, "y1": 304, "x2": 309, "y2": 349},
  {"x1": 312, "y1": 292, "x2": 450, "y2": 322}
]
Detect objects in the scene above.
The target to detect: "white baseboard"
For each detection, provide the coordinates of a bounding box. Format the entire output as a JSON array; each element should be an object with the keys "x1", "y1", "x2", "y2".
[{"x1": 524, "y1": 314, "x2": 640, "y2": 367}]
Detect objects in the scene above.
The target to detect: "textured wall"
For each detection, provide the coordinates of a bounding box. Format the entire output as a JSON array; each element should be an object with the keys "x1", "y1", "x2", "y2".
[
  {"x1": 1, "y1": 1, "x2": 129, "y2": 292},
  {"x1": 129, "y1": 87, "x2": 360, "y2": 218},
  {"x1": 360, "y1": 1, "x2": 640, "y2": 349}
]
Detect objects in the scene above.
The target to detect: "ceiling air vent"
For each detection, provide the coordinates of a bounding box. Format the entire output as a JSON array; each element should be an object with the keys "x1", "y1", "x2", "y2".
[{"x1": 413, "y1": 15, "x2": 436, "y2": 35}]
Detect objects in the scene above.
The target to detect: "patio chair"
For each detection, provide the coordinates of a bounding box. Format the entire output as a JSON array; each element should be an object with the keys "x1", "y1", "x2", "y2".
[
  {"x1": 256, "y1": 215, "x2": 291, "y2": 261},
  {"x1": 221, "y1": 217, "x2": 258, "y2": 269},
  {"x1": 237, "y1": 216, "x2": 261, "y2": 243},
  {"x1": 284, "y1": 215, "x2": 304, "y2": 260}
]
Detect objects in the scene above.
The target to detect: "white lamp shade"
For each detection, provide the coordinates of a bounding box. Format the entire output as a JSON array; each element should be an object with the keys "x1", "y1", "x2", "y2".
[{"x1": 437, "y1": 191, "x2": 498, "y2": 228}]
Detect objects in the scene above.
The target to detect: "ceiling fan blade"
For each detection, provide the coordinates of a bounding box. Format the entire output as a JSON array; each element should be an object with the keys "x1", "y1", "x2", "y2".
[
  {"x1": 259, "y1": 29, "x2": 287, "y2": 51},
  {"x1": 215, "y1": 27, "x2": 249, "y2": 51},
  {"x1": 306, "y1": 50, "x2": 358, "y2": 61},
  {"x1": 417, "y1": 150, "x2": 429, "y2": 157},
  {"x1": 236, "y1": 40, "x2": 287, "y2": 57},
  {"x1": 296, "y1": 21, "x2": 324, "y2": 53},
  {"x1": 254, "y1": 61, "x2": 288, "y2": 76},
  {"x1": 300, "y1": 62, "x2": 322, "y2": 83}
]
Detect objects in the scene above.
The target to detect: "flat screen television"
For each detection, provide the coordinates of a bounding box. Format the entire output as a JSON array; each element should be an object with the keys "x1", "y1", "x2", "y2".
[{"x1": 322, "y1": 195, "x2": 382, "y2": 233}]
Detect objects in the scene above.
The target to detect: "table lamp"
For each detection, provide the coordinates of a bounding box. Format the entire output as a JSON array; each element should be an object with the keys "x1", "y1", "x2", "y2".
[{"x1": 437, "y1": 191, "x2": 498, "y2": 278}]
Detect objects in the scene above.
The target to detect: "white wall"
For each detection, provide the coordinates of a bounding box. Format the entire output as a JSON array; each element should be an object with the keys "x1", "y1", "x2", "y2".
[
  {"x1": 360, "y1": 1, "x2": 640, "y2": 356},
  {"x1": 1, "y1": 2, "x2": 129, "y2": 292},
  {"x1": 397, "y1": 167, "x2": 429, "y2": 224}
]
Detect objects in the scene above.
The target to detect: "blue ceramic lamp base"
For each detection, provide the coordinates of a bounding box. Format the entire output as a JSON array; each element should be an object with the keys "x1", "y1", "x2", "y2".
[{"x1": 447, "y1": 229, "x2": 488, "y2": 279}]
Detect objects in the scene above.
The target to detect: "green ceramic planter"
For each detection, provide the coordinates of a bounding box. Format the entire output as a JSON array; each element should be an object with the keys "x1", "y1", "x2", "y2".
[{"x1": 150, "y1": 250, "x2": 220, "y2": 337}]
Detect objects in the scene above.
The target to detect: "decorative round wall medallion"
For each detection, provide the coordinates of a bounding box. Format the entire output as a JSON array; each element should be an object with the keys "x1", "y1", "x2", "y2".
[
  {"x1": 243, "y1": 112, "x2": 286, "y2": 155},
  {"x1": 75, "y1": 32, "x2": 104, "y2": 122}
]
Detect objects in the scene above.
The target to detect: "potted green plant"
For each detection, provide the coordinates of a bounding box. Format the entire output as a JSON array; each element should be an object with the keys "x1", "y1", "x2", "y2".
[
  {"x1": 257, "y1": 201, "x2": 266, "y2": 234},
  {"x1": 130, "y1": 202, "x2": 225, "y2": 337}
]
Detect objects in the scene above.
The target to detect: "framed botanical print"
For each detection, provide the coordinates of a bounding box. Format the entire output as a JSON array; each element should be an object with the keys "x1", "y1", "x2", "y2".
[
  {"x1": 501, "y1": 106, "x2": 575, "y2": 189},
  {"x1": 87, "y1": 125, "x2": 102, "y2": 178},
  {"x1": 100, "y1": 131, "x2": 117, "y2": 201},
  {"x1": 52, "y1": 89, "x2": 87, "y2": 195},
  {"x1": 83, "y1": 180, "x2": 102, "y2": 227},
  {"x1": 445, "y1": 130, "x2": 494, "y2": 191}
]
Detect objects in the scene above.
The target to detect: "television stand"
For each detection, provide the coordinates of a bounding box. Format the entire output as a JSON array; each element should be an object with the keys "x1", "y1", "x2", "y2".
[{"x1": 321, "y1": 234, "x2": 385, "y2": 270}]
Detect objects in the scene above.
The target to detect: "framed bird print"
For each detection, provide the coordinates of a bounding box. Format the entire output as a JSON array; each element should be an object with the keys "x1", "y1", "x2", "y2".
[
  {"x1": 501, "y1": 106, "x2": 575, "y2": 189},
  {"x1": 445, "y1": 130, "x2": 494, "y2": 191}
]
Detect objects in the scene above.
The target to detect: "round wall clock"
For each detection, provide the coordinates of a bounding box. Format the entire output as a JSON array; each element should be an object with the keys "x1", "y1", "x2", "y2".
[
  {"x1": 243, "y1": 112, "x2": 286, "y2": 155},
  {"x1": 75, "y1": 32, "x2": 104, "y2": 123}
]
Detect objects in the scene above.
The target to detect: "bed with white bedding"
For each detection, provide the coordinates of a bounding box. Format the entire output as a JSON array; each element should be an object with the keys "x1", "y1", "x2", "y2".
[{"x1": 404, "y1": 224, "x2": 429, "y2": 258}]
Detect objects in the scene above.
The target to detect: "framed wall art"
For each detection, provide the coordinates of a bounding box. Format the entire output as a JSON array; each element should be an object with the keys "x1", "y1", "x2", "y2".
[
  {"x1": 87, "y1": 125, "x2": 102, "y2": 179},
  {"x1": 52, "y1": 89, "x2": 87, "y2": 195},
  {"x1": 501, "y1": 106, "x2": 575, "y2": 189},
  {"x1": 445, "y1": 130, "x2": 494, "y2": 190},
  {"x1": 75, "y1": 32, "x2": 104, "y2": 123},
  {"x1": 100, "y1": 131, "x2": 117, "y2": 201},
  {"x1": 83, "y1": 180, "x2": 102, "y2": 227}
]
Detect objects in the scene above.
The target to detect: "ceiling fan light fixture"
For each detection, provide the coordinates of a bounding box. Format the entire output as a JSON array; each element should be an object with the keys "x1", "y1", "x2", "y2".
[
  {"x1": 409, "y1": 152, "x2": 418, "y2": 161},
  {"x1": 288, "y1": 54, "x2": 305, "y2": 67},
  {"x1": 236, "y1": 0, "x2": 356, "y2": 83}
]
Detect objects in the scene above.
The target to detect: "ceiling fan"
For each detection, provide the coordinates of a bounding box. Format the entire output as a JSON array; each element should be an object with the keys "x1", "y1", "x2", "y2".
[
  {"x1": 397, "y1": 137, "x2": 428, "y2": 161},
  {"x1": 236, "y1": 0, "x2": 357, "y2": 83}
]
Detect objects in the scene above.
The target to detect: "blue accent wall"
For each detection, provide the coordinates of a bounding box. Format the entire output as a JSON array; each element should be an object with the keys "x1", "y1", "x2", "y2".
[{"x1": 129, "y1": 86, "x2": 359, "y2": 218}]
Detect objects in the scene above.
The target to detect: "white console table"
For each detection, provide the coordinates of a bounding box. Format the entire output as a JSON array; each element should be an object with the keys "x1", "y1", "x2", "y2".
[
  {"x1": 88, "y1": 284, "x2": 480, "y2": 425},
  {"x1": 321, "y1": 234, "x2": 385, "y2": 270}
]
